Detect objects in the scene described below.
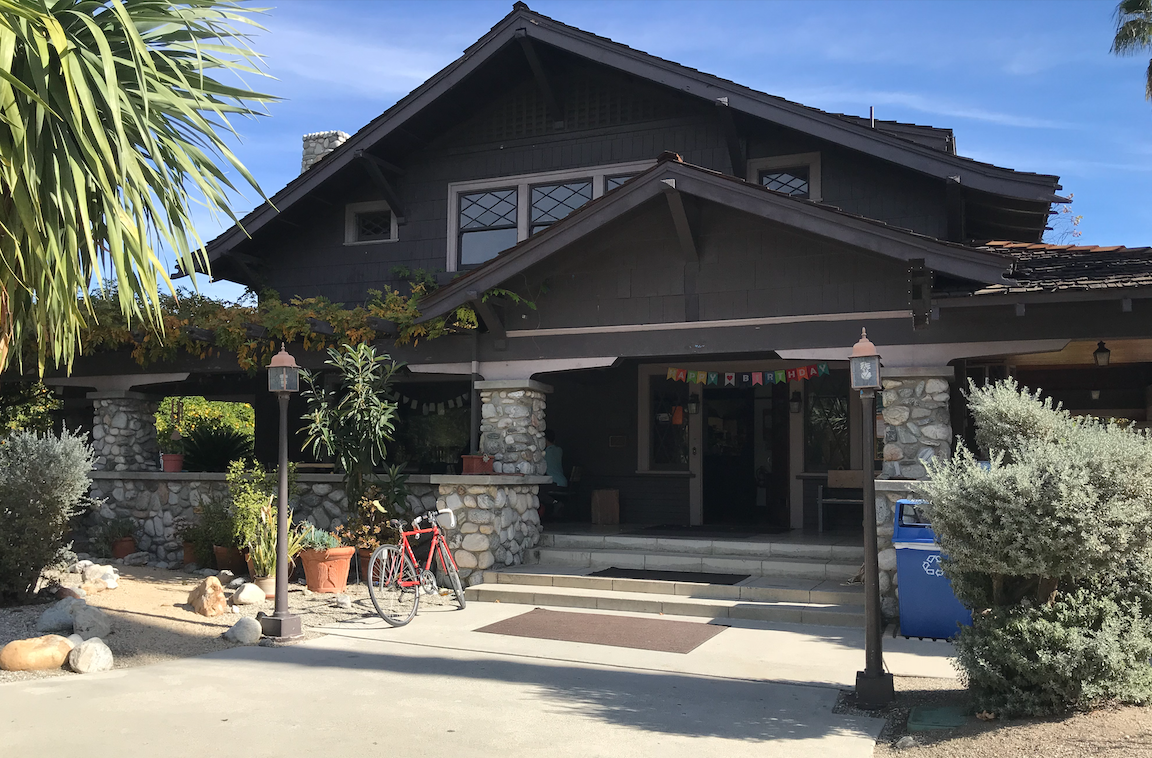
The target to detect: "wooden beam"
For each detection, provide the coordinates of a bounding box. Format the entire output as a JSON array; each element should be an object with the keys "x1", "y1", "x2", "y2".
[
  {"x1": 661, "y1": 180, "x2": 698, "y2": 261},
  {"x1": 356, "y1": 151, "x2": 406, "y2": 177},
  {"x1": 715, "y1": 98, "x2": 745, "y2": 178},
  {"x1": 467, "y1": 290, "x2": 507, "y2": 350},
  {"x1": 515, "y1": 29, "x2": 564, "y2": 126},
  {"x1": 355, "y1": 150, "x2": 406, "y2": 223}
]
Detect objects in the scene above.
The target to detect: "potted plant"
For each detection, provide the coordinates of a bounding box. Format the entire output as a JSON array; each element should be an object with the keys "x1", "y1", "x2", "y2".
[
  {"x1": 92, "y1": 516, "x2": 138, "y2": 559},
  {"x1": 198, "y1": 497, "x2": 245, "y2": 573},
  {"x1": 246, "y1": 500, "x2": 305, "y2": 598},
  {"x1": 160, "y1": 429, "x2": 184, "y2": 472},
  {"x1": 299, "y1": 525, "x2": 356, "y2": 593},
  {"x1": 334, "y1": 474, "x2": 404, "y2": 581}
]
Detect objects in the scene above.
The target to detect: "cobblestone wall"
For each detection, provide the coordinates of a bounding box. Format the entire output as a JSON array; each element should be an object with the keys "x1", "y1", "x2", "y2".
[
  {"x1": 91, "y1": 395, "x2": 160, "y2": 472},
  {"x1": 301, "y1": 130, "x2": 349, "y2": 172},
  {"x1": 873, "y1": 482, "x2": 914, "y2": 621},
  {"x1": 879, "y1": 376, "x2": 952, "y2": 480},
  {"x1": 479, "y1": 383, "x2": 548, "y2": 476}
]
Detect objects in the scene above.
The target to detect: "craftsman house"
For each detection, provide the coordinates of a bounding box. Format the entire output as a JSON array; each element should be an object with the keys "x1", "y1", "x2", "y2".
[{"x1": 42, "y1": 4, "x2": 1152, "y2": 611}]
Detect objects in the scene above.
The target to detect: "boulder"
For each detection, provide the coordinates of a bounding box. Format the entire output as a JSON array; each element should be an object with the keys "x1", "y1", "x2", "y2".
[
  {"x1": 73, "y1": 605, "x2": 112, "y2": 640},
  {"x1": 217, "y1": 570, "x2": 237, "y2": 586},
  {"x1": 69, "y1": 560, "x2": 94, "y2": 574},
  {"x1": 122, "y1": 552, "x2": 150, "y2": 567},
  {"x1": 55, "y1": 586, "x2": 86, "y2": 601},
  {"x1": 188, "y1": 576, "x2": 228, "y2": 617},
  {"x1": 82, "y1": 564, "x2": 115, "y2": 583},
  {"x1": 223, "y1": 617, "x2": 262, "y2": 644},
  {"x1": 68, "y1": 638, "x2": 114, "y2": 674},
  {"x1": 227, "y1": 577, "x2": 245, "y2": 589},
  {"x1": 0, "y1": 635, "x2": 72, "y2": 671},
  {"x1": 230, "y1": 583, "x2": 266, "y2": 606},
  {"x1": 36, "y1": 598, "x2": 85, "y2": 633},
  {"x1": 66, "y1": 634, "x2": 85, "y2": 647},
  {"x1": 100, "y1": 573, "x2": 119, "y2": 590}
]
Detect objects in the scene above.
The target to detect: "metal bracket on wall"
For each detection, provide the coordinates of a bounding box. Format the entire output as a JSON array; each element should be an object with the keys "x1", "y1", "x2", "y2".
[{"x1": 909, "y1": 258, "x2": 935, "y2": 331}]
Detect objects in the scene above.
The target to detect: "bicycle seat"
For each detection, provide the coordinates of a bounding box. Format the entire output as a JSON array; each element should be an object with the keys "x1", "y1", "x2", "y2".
[{"x1": 389, "y1": 518, "x2": 405, "y2": 532}]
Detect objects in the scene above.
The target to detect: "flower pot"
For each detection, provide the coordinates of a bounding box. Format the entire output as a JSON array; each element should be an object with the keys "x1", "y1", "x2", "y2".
[
  {"x1": 461, "y1": 454, "x2": 493, "y2": 475},
  {"x1": 251, "y1": 574, "x2": 277, "y2": 600},
  {"x1": 301, "y1": 547, "x2": 356, "y2": 593},
  {"x1": 182, "y1": 541, "x2": 196, "y2": 566},
  {"x1": 357, "y1": 547, "x2": 377, "y2": 584},
  {"x1": 161, "y1": 453, "x2": 184, "y2": 472},
  {"x1": 213, "y1": 545, "x2": 247, "y2": 575},
  {"x1": 111, "y1": 536, "x2": 136, "y2": 560}
]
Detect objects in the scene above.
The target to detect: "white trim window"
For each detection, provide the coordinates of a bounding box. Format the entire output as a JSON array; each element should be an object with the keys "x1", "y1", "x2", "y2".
[
  {"x1": 446, "y1": 159, "x2": 655, "y2": 270},
  {"x1": 746, "y1": 152, "x2": 822, "y2": 202},
  {"x1": 344, "y1": 200, "x2": 398, "y2": 245}
]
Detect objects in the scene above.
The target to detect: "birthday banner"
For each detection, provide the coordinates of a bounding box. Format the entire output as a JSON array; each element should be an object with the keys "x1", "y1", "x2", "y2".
[
  {"x1": 387, "y1": 392, "x2": 470, "y2": 416},
  {"x1": 665, "y1": 363, "x2": 829, "y2": 387}
]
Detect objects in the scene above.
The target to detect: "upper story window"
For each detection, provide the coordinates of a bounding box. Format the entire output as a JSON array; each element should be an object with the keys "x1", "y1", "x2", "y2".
[
  {"x1": 459, "y1": 189, "x2": 518, "y2": 266},
  {"x1": 446, "y1": 160, "x2": 655, "y2": 270},
  {"x1": 345, "y1": 200, "x2": 397, "y2": 245},
  {"x1": 746, "y1": 152, "x2": 822, "y2": 202}
]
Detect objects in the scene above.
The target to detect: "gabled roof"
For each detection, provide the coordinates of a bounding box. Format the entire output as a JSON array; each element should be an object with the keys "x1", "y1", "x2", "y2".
[
  {"x1": 972, "y1": 241, "x2": 1152, "y2": 295},
  {"x1": 206, "y1": 3, "x2": 1064, "y2": 263},
  {"x1": 414, "y1": 156, "x2": 1017, "y2": 322}
]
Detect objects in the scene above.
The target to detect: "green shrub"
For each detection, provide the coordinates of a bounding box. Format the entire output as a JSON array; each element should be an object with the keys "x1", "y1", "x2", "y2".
[
  {"x1": 918, "y1": 379, "x2": 1152, "y2": 716},
  {"x1": 0, "y1": 429, "x2": 95, "y2": 605},
  {"x1": 89, "y1": 516, "x2": 138, "y2": 557},
  {"x1": 225, "y1": 459, "x2": 296, "y2": 549},
  {"x1": 182, "y1": 426, "x2": 254, "y2": 472}
]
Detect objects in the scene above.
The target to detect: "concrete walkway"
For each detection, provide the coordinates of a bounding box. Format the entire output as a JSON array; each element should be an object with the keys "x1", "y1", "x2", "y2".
[{"x1": 0, "y1": 601, "x2": 956, "y2": 757}]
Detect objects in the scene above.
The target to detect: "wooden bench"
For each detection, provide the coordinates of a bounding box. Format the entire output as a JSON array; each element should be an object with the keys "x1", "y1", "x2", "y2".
[{"x1": 817, "y1": 469, "x2": 865, "y2": 533}]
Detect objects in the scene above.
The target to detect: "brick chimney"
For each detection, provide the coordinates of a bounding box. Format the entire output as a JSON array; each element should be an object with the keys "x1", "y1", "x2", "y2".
[{"x1": 301, "y1": 130, "x2": 350, "y2": 173}]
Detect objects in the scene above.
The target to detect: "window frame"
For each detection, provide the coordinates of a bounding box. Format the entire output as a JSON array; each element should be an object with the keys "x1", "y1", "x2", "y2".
[
  {"x1": 445, "y1": 159, "x2": 655, "y2": 271},
  {"x1": 344, "y1": 200, "x2": 398, "y2": 246},
  {"x1": 458, "y1": 187, "x2": 521, "y2": 267},
  {"x1": 529, "y1": 179, "x2": 594, "y2": 236},
  {"x1": 746, "y1": 152, "x2": 822, "y2": 202}
]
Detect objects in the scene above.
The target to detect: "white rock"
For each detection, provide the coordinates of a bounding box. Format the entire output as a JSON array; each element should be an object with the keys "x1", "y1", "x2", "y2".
[
  {"x1": 70, "y1": 560, "x2": 94, "y2": 574},
  {"x1": 67, "y1": 634, "x2": 85, "y2": 647},
  {"x1": 82, "y1": 564, "x2": 113, "y2": 583},
  {"x1": 73, "y1": 605, "x2": 112, "y2": 640},
  {"x1": 231, "y1": 583, "x2": 267, "y2": 605},
  {"x1": 334, "y1": 595, "x2": 352, "y2": 609},
  {"x1": 895, "y1": 736, "x2": 917, "y2": 749},
  {"x1": 227, "y1": 577, "x2": 245, "y2": 589},
  {"x1": 36, "y1": 598, "x2": 85, "y2": 633},
  {"x1": 68, "y1": 638, "x2": 114, "y2": 674},
  {"x1": 100, "y1": 573, "x2": 118, "y2": 589},
  {"x1": 230, "y1": 605, "x2": 241, "y2": 614},
  {"x1": 223, "y1": 617, "x2": 262, "y2": 644},
  {"x1": 217, "y1": 570, "x2": 237, "y2": 585}
]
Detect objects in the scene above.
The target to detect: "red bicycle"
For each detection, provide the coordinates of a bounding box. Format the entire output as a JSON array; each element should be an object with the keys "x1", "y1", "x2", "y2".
[{"x1": 368, "y1": 508, "x2": 466, "y2": 626}]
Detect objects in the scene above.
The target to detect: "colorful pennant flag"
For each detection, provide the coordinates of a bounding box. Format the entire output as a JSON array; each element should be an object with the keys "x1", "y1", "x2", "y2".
[{"x1": 662, "y1": 363, "x2": 830, "y2": 386}]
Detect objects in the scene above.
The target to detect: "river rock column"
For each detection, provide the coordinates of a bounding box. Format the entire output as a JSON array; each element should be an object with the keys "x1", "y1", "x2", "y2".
[
  {"x1": 877, "y1": 368, "x2": 954, "y2": 481},
  {"x1": 476, "y1": 380, "x2": 551, "y2": 476},
  {"x1": 88, "y1": 391, "x2": 161, "y2": 472}
]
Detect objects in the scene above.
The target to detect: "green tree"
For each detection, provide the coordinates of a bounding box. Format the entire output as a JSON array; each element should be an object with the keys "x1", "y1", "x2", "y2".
[
  {"x1": 0, "y1": 0, "x2": 275, "y2": 373},
  {"x1": 1112, "y1": 0, "x2": 1152, "y2": 100}
]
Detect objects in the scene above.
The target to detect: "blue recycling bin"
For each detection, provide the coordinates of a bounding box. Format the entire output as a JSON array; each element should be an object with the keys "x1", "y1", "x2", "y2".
[{"x1": 893, "y1": 499, "x2": 972, "y2": 640}]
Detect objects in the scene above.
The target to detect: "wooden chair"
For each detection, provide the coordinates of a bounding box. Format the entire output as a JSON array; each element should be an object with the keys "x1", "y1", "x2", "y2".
[{"x1": 818, "y1": 469, "x2": 865, "y2": 533}]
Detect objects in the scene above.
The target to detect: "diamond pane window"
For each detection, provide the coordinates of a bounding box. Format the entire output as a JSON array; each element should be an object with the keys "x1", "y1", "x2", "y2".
[
  {"x1": 606, "y1": 174, "x2": 635, "y2": 191},
  {"x1": 530, "y1": 180, "x2": 592, "y2": 235},
  {"x1": 459, "y1": 189, "x2": 518, "y2": 266},
  {"x1": 355, "y1": 209, "x2": 393, "y2": 241},
  {"x1": 759, "y1": 166, "x2": 810, "y2": 198}
]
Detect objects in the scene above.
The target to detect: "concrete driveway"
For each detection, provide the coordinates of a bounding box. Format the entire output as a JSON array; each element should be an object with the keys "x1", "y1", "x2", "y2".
[{"x1": 0, "y1": 601, "x2": 955, "y2": 757}]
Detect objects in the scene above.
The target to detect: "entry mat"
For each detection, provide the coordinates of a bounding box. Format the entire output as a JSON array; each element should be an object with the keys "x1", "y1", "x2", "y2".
[
  {"x1": 476, "y1": 608, "x2": 728, "y2": 654},
  {"x1": 589, "y1": 567, "x2": 750, "y2": 585}
]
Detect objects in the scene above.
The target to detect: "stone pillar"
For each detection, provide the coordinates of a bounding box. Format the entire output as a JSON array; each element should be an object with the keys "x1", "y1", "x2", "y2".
[
  {"x1": 476, "y1": 380, "x2": 551, "y2": 476},
  {"x1": 878, "y1": 368, "x2": 954, "y2": 480},
  {"x1": 88, "y1": 391, "x2": 160, "y2": 472}
]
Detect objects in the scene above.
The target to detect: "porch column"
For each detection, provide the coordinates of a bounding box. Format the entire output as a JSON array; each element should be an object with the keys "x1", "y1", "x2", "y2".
[
  {"x1": 874, "y1": 366, "x2": 955, "y2": 620},
  {"x1": 475, "y1": 379, "x2": 552, "y2": 476},
  {"x1": 87, "y1": 391, "x2": 161, "y2": 472}
]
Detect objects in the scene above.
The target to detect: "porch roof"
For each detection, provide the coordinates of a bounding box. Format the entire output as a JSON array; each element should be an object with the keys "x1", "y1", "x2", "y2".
[
  {"x1": 415, "y1": 155, "x2": 1019, "y2": 322},
  {"x1": 970, "y1": 241, "x2": 1152, "y2": 295}
]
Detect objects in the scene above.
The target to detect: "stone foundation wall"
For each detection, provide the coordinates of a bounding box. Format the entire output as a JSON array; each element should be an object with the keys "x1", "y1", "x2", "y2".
[
  {"x1": 91, "y1": 394, "x2": 160, "y2": 472},
  {"x1": 479, "y1": 381, "x2": 549, "y2": 476},
  {"x1": 879, "y1": 375, "x2": 952, "y2": 480},
  {"x1": 874, "y1": 481, "x2": 915, "y2": 621},
  {"x1": 432, "y1": 476, "x2": 548, "y2": 586}
]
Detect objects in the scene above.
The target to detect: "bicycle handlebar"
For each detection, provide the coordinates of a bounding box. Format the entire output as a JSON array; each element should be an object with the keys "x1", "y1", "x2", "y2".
[{"x1": 405, "y1": 509, "x2": 458, "y2": 532}]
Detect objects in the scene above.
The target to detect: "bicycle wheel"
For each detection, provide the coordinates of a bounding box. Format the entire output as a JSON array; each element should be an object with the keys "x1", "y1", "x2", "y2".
[
  {"x1": 435, "y1": 541, "x2": 467, "y2": 610},
  {"x1": 368, "y1": 545, "x2": 420, "y2": 627}
]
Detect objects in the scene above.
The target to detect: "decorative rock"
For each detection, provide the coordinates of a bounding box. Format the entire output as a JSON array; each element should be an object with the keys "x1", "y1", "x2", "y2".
[
  {"x1": 56, "y1": 586, "x2": 86, "y2": 601},
  {"x1": 0, "y1": 635, "x2": 73, "y2": 671},
  {"x1": 82, "y1": 564, "x2": 113, "y2": 583},
  {"x1": 198, "y1": 568, "x2": 218, "y2": 577},
  {"x1": 188, "y1": 576, "x2": 228, "y2": 617},
  {"x1": 227, "y1": 577, "x2": 245, "y2": 589},
  {"x1": 334, "y1": 594, "x2": 352, "y2": 609},
  {"x1": 70, "y1": 560, "x2": 94, "y2": 574},
  {"x1": 231, "y1": 583, "x2": 267, "y2": 605},
  {"x1": 895, "y1": 736, "x2": 917, "y2": 749},
  {"x1": 100, "y1": 573, "x2": 118, "y2": 590},
  {"x1": 920, "y1": 424, "x2": 951, "y2": 441},
  {"x1": 67, "y1": 633, "x2": 84, "y2": 647},
  {"x1": 81, "y1": 580, "x2": 108, "y2": 595},
  {"x1": 217, "y1": 570, "x2": 237, "y2": 585},
  {"x1": 68, "y1": 638, "x2": 114, "y2": 674},
  {"x1": 881, "y1": 405, "x2": 910, "y2": 426},
  {"x1": 223, "y1": 617, "x2": 262, "y2": 644},
  {"x1": 36, "y1": 598, "x2": 85, "y2": 633},
  {"x1": 73, "y1": 605, "x2": 112, "y2": 640}
]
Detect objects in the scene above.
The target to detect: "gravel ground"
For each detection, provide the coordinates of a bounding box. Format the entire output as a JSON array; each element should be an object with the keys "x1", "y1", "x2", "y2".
[
  {"x1": 0, "y1": 566, "x2": 424, "y2": 684},
  {"x1": 837, "y1": 675, "x2": 1152, "y2": 757}
]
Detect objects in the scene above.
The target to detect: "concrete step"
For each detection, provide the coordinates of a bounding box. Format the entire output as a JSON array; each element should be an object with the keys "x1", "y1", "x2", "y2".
[
  {"x1": 465, "y1": 580, "x2": 865, "y2": 628},
  {"x1": 526, "y1": 547, "x2": 861, "y2": 582},
  {"x1": 483, "y1": 568, "x2": 865, "y2": 606},
  {"x1": 540, "y1": 532, "x2": 865, "y2": 562}
]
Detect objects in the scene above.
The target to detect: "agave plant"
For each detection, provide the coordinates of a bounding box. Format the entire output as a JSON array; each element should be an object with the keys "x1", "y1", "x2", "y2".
[
  {"x1": 182, "y1": 426, "x2": 254, "y2": 472},
  {"x1": 0, "y1": 0, "x2": 276, "y2": 373},
  {"x1": 247, "y1": 499, "x2": 305, "y2": 578}
]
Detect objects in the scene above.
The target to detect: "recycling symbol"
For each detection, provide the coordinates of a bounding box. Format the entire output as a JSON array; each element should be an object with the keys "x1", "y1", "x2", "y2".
[{"x1": 922, "y1": 554, "x2": 945, "y2": 577}]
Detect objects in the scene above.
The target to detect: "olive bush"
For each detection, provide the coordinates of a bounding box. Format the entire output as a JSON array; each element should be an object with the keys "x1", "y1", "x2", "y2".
[
  {"x1": 0, "y1": 429, "x2": 95, "y2": 605},
  {"x1": 917, "y1": 380, "x2": 1152, "y2": 716}
]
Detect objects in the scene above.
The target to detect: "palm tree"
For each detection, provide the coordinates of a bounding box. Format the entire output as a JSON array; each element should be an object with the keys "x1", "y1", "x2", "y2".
[
  {"x1": 0, "y1": 0, "x2": 276, "y2": 373},
  {"x1": 1113, "y1": 0, "x2": 1152, "y2": 100}
]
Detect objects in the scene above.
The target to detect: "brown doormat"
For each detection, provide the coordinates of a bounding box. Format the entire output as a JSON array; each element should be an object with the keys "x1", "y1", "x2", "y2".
[
  {"x1": 476, "y1": 608, "x2": 727, "y2": 654},
  {"x1": 589, "y1": 567, "x2": 749, "y2": 585}
]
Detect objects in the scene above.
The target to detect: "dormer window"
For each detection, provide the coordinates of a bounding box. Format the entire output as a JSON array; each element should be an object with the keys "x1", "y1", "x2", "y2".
[
  {"x1": 747, "y1": 152, "x2": 821, "y2": 202},
  {"x1": 345, "y1": 200, "x2": 397, "y2": 245}
]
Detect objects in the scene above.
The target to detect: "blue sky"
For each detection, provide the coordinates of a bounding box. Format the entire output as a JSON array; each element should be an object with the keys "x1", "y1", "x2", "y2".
[{"x1": 193, "y1": 0, "x2": 1152, "y2": 300}]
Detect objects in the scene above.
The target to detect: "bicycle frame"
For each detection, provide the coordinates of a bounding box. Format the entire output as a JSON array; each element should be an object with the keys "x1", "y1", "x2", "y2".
[{"x1": 394, "y1": 518, "x2": 459, "y2": 589}]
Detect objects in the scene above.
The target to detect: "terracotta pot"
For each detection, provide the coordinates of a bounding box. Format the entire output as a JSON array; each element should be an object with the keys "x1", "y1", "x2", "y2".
[
  {"x1": 251, "y1": 574, "x2": 277, "y2": 599},
  {"x1": 213, "y1": 545, "x2": 247, "y2": 575},
  {"x1": 461, "y1": 454, "x2": 494, "y2": 475},
  {"x1": 161, "y1": 453, "x2": 184, "y2": 472},
  {"x1": 182, "y1": 542, "x2": 196, "y2": 566},
  {"x1": 111, "y1": 536, "x2": 136, "y2": 560},
  {"x1": 357, "y1": 547, "x2": 377, "y2": 584},
  {"x1": 301, "y1": 547, "x2": 356, "y2": 593}
]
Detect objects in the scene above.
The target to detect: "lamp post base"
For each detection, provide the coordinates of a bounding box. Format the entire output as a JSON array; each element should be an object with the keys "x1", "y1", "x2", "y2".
[
  {"x1": 855, "y1": 670, "x2": 895, "y2": 709},
  {"x1": 259, "y1": 612, "x2": 303, "y2": 641}
]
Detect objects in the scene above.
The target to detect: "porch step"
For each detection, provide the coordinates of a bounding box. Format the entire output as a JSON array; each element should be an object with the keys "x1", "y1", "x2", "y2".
[
  {"x1": 466, "y1": 569, "x2": 865, "y2": 628},
  {"x1": 540, "y1": 532, "x2": 865, "y2": 562}
]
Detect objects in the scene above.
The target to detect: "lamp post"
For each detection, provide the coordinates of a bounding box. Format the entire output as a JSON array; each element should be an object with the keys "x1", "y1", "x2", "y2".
[
  {"x1": 260, "y1": 344, "x2": 303, "y2": 641},
  {"x1": 849, "y1": 328, "x2": 894, "y2": 707}
]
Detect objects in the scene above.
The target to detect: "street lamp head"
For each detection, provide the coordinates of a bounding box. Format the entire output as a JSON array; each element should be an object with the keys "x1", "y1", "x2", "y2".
[
  {"x1": 1093, "y1": 341, "x2": 1111, "y2": 368},
  {"x1": 267, "y1": 343, "x2": 301, "y2": 393},
  {"x1": 850, "y1": 328, "x2": 883, "y2": 390}
]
